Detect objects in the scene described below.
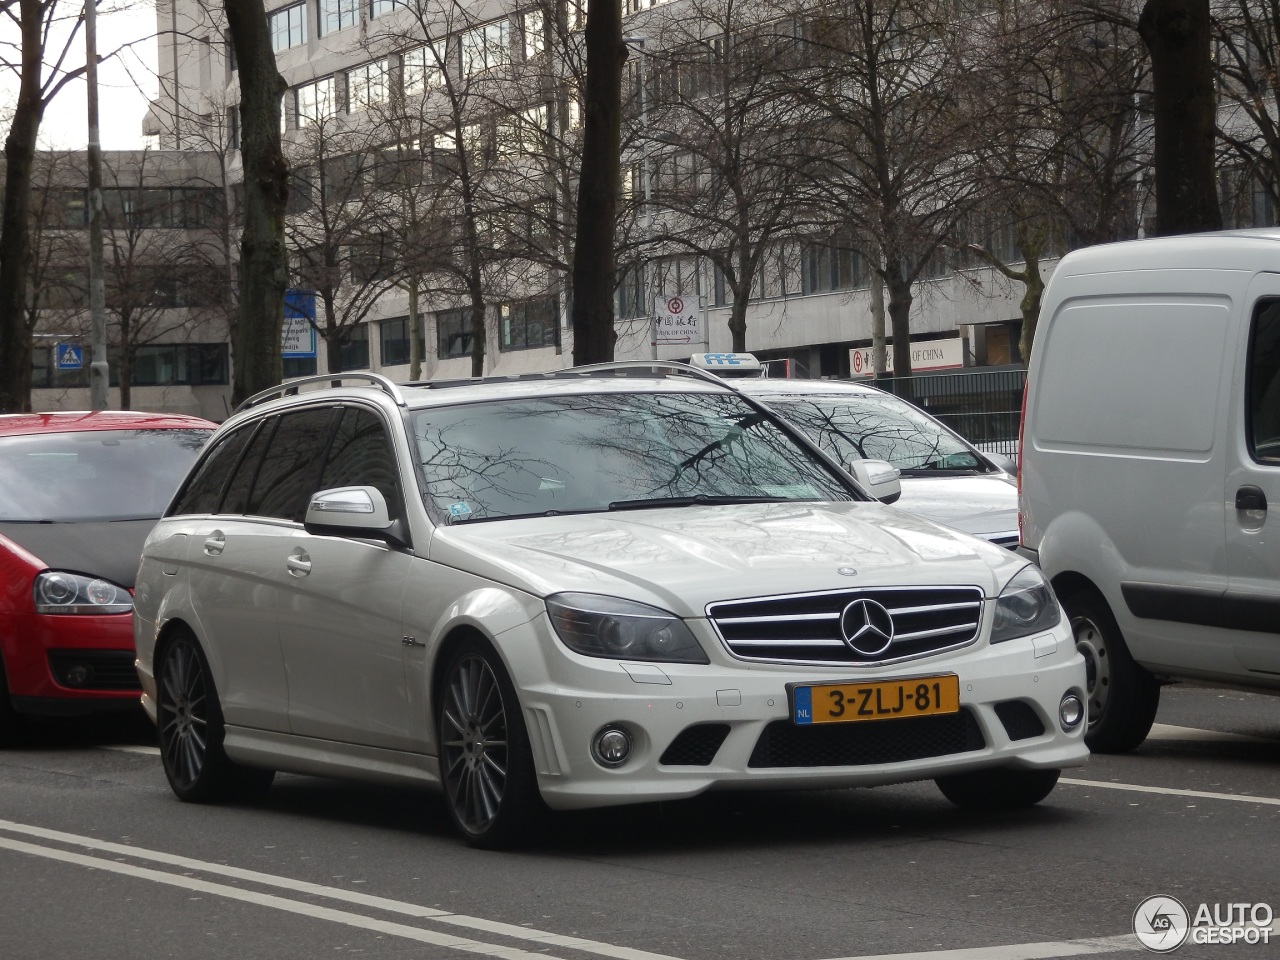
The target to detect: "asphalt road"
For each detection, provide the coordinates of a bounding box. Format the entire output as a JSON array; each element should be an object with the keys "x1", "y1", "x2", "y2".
[{"x1": 1, "y1": 683, "x2": 1276, "y2": 960}]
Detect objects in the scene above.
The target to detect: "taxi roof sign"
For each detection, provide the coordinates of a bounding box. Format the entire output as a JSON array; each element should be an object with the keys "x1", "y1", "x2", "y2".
[{"x1": 688, "y1": 352, "x2": 763, "y2": 376}]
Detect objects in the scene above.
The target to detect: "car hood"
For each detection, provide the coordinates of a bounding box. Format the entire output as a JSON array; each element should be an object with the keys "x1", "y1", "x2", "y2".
[
  {"x1": 0, "y1": 519, "x2": 156, "y2": 589},
  {"x1": 896, "y1": 474, "x2": 1018, "y2": 539},
  {"x1": 429, "y1": 501, "x2": 1023, "y2": 616}
]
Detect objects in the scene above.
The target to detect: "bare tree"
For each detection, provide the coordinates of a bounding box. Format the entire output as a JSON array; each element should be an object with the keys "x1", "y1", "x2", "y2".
[
  {"x1": 1138, "y1": 0, "x2": 1221, "y2": 234},
  {"x1": 1213, "y1": 1, "x2": 1280, "y2": 225},
  {"x1": 569, "y1": 0, "x2": 624, "y2": 363},
  {"x1": 793, "y1": 0, "x2": 984, "y2": 378},
  {"x1": 0, "y1": 0, "x2": 89, "y2": 411},
  {"x1": 223, "y1": 0, "x2": 289, "y2": 404},
  {"x1": 633, "y1": 2, "x2": 819, "y2": 353}
]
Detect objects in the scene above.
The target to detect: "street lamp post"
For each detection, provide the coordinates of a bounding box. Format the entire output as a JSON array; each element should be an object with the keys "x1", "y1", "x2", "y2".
[
  {"x1": 623, "y1": 35, "x2": 655, "y2": 360},
  {"x1": 85, "y1": 0, "x2": 109, "y2": 409}
]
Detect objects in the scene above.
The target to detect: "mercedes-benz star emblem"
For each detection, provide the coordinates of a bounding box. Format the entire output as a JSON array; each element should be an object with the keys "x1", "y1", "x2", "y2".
[{"x1": 840, "y1": 598, "x2": 896, "y2": 657}]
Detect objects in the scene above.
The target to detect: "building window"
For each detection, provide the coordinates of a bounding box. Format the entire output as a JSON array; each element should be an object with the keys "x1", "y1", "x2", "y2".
[
  {"x1": 348, "y1": 60, "x2": 388, "y2": 112},
  {"x1": 402, "y1": 44, "x2": 443, "y2": 96},
  {"x1": 380, "y1": 315, "x2": 425, "y2": 367},
  {"x1": 269, "y1": 2, "x2": 307, "y2": 52},
  {"x1": 319, "y1": 0, "x2": 359, "y2": 35},
  {"x1": 283, "y1": 356, "x2": 318, "y2": 378},
  {"x1": 370, "y1": 0, "x2": 399, "y2": 17},
  {"x1": 296, "y1": 76, "x2": 337, "y2": 127},
  {"x1": 337, "y1": 323, "x2": 369, "y2": 371},
  {"x1": 802, "y1": 236, "x2": 865, "y2": 294},
  {"x1": 617, "y1": 266, "x2": 644, "y2": 319},
  {"x1": 32, "y1": 343, "x2": 230, "y2": 389},
  {"x1": 461, "y1": 20, "x2": 511, "y2": 77},
  {"x1": 436, "y1": 308, "x2": 472, "y2": 359},
  {"x1": 500, "y1": 298, "x2": 558, "y2": 352},
  {"x1": 522, "y1": 8, "x2": 544, "y2": 60}
]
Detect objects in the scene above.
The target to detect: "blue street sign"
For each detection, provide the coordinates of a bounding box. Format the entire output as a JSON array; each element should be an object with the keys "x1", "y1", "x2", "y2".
[
  {"x1": 282, "y1": 290, "x2": 317, "y2": 359},
  {"x1": 55, "y1": 343, "x2": 84, "y2": 370}
]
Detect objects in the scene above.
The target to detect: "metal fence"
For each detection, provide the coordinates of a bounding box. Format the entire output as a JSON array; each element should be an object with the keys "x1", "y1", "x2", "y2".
[{"x1": 874, "y1": 367, "x2": 1027, "y2": 458}]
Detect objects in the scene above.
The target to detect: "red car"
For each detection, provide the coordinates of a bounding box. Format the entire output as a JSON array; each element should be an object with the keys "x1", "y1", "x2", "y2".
[{"x1": 0, "y1": 411, "x2": 216, "y2": 742}]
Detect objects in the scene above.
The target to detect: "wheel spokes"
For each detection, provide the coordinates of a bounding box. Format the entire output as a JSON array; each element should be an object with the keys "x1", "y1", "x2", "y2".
[{"x1": 441, "y1": 654, "x2": 510, "y2": 834}]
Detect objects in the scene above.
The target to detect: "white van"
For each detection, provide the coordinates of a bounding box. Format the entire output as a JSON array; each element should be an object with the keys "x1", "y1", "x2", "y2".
[{"x1": 1018, "y1": 228, "x2": 1280, "y2": 752}]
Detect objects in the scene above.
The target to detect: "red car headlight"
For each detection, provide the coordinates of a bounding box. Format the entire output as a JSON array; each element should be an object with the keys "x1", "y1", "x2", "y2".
[{"x1": 33, "y1": 571, "x2": 133, "y2": 615}]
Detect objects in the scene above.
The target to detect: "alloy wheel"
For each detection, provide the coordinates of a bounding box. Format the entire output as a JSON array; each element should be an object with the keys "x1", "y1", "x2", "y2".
[
  {"x1": 440, "y1": 654, "x2": 511, "y2": 836},
  {"x1": 158, "y1": 638, "x2": 209, "y2": 791}
]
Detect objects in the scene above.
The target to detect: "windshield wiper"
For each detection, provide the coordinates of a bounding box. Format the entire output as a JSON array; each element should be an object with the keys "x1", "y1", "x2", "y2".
[{"x1": 608, "y1": 495, "x2": 791, "y2": 512}]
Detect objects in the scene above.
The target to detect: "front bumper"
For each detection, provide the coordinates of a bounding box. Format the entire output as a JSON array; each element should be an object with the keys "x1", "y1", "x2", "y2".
[
  {"x1": 500, "y1": 612, "x2": 1089, "y2": 811},
  {"x1": 1, "y1": 610, "x2": 140, "y2": 709}
]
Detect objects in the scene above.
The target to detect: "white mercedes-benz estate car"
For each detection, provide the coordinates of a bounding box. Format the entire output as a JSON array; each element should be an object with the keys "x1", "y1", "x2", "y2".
[{"x1": 134, "y1": 364, "x2": 1088, "y2": 847}]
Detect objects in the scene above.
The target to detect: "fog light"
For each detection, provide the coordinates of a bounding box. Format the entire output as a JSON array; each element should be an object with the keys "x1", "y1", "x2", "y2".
[
  {"x1": 1059, "y1": 693, "x2": 1084, "y2": 730},
  {"x1": 65, "y1": 663, "x2": 93, "y2": 688},
  {"x1": 592, "y1": 725, "x2": 632, "y2": 768}
]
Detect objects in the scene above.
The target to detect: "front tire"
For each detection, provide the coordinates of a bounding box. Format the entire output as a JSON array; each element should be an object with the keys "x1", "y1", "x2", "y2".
[
  {"x1": 936, "y1": 767, "x2": 1061, "y2": 810},
  {"x1": 0, "y1": 656, "x2": 26, "y2": 748},
  {"x1": 156, "y1": 630, "x2": 274, "y2": 803},
  {"x1": 437, "y1": 638, "x2": 541, "y2": 848},
  {"x1": 1061, "y1": 589, "x2": 1159, "y2": 753}
]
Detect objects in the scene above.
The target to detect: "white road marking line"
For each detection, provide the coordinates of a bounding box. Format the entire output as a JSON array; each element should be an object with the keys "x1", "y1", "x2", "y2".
[
  {"x1": 820, "y1": 933, "x2": 1140, "y2": 960},
  {"x1": 1060, "y1": 778, "x2": 1280, "y2": 807},
  {"x1": 0, "y1": 819, "x2": 679, "y2": 960},
  {"x1": 0, "y1": 834, "x2": 567, "y2": 960},
  {"x1": 1146, "y1": 723, "x2": 1276, "y2": 744}
]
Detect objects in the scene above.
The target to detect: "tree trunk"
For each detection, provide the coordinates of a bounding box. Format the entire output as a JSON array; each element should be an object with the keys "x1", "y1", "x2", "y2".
[
  {"x1": 0, "y1": 0, "x2": 46, "y2": 413},
  {"x1": 728, "y1": 295, "x2": 748, "y2": 352},
  {"x1": 570, "y1": 0, "x2": 625, "y2": 364},
  {"x1": 884, "y1": 258, "x2": 914, "y2": 382},
  {"x1": 408, "y1": 281, "x2": 422, "y2": 381},
  {"x1": 870, "y1": 263, "x2": 887, "y2": 378},
  {"x1": 118, "y1": 341, "x2": 132, "y2": 411},
  {"x1": 1138, "y1": 0, "x2": 1222, "y2": 235},
  {"x1": 1016, "y1": 230, "x2": 1045, "y2": 364},
  {"x1": 225, "y1": 0, "x2": 290, "y2": 407}
]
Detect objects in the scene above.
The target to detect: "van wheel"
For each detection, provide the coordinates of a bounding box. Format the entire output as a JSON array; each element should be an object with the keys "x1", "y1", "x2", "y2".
[
  {"x1": 156, "y1": 630, "x2": 274, "y2": 803},
  {"x1": 936, "y1": 767, "x2": 1060, "y2": 809},
  {"x1": 437, "y1": 638, "x2": 541, "y2": 849},
  {"x1": 1061, "y1": 589, "x2": 1159, "y2": 753}
]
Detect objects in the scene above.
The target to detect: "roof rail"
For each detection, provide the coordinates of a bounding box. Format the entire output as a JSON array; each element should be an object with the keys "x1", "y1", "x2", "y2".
[
  {"x1": 403, "y1": 360, "x2": 731, "y2": 392},
  {"x1": 234, "y1": 372, "x2": 407, "y2": 414}
]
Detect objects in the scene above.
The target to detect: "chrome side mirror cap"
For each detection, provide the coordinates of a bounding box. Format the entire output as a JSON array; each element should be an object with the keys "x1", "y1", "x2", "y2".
[
  {"x1": 846, "y1": 459, "x2": 902, "y2": 505},
  {"x1": 305, "y1": 486, "x2": 408, "y2": 547}
]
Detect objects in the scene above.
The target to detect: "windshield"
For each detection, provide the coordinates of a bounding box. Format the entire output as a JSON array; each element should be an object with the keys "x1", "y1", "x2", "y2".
[
  {"x1": 411, "y1": 392, "x2": 853, "y2": 522},
  {"x1": 765, "y1": 393, "x2": 988, "y2": 475},
  {"x1": 0, "y1": 429, "x2": 212, "y2": 522}
]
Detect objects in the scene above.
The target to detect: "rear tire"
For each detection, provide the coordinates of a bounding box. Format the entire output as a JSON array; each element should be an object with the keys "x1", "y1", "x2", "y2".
[
  {"x1": 156, "y1": 630, "x2": 274, "y2": 803},
  {"x1": 936, "y1": 767, "x2": 1061, "y2": 810},
  {"x1": 1060, "y1": 588, "x2": 1159, "y2": 753},
  {"x1": 437, "y1": 637, "x2": 542, "y2": 849}
]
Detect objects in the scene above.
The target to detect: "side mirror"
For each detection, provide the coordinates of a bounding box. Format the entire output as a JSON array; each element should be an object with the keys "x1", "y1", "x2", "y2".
[
  {"x1": 304, "y1": 486, "x2": 408, "y2": 547},
  {"x1": 846, "y1": 459, "x2": 902, "y2": 505}
]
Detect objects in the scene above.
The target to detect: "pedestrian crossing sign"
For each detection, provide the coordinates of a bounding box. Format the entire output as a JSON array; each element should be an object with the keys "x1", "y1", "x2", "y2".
[{"x1": 55, "y1": 343, "x2": 84, "y2": 369}]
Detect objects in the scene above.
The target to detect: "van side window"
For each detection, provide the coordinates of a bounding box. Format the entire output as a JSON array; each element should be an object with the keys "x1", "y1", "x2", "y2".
[
  {"x1": 1248, "y1": 299, "x2": 1280, "y2": 464},
  {"x1": 319, "y1": 407, "x2": 403, "y2": 520},
  {"x1": 247, "y1": 408, "x2": 337, "y2": 521},
  {"x1": 169, "y1": 424, "x2": 254, "y2": 516}
]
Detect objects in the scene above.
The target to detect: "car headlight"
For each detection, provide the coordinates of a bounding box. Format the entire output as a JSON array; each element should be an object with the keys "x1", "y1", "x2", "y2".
[
  {"x1": 990, "y1": 565, "x2": 1061, "y2": 643},
  {"x1": 33, "y1": 571, "x2": 133, "y2": 615},
  {"x1": 546, "y1": 593, "x2": 709, "y2": 663}
]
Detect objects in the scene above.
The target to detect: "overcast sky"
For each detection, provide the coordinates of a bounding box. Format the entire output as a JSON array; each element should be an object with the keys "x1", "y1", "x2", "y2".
[{"x1": 0, "y1": 1, "x2": 157, "y2": 151}]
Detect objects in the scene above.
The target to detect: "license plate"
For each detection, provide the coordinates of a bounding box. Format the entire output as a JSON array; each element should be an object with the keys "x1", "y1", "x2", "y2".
[{"x1": 791, "y1": 674, "x2": 960, "y2": 725}]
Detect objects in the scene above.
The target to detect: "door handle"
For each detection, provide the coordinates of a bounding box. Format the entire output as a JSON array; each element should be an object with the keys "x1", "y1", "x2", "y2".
[
  {"x1": 1236, "y1": 485, "x2": 1267, "y2": 512},
  {"x1": 203, "y1": 532, "x2": 225, "y2": 556},
  {"x1": 286, "y1": 552, "x2": 312, "y2": 577}
]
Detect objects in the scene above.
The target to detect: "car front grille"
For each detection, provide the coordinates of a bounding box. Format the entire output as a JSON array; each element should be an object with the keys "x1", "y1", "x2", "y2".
[
  {"x1": 48, "y1": 650, "x2": 140, "y2": 691},
  {"x1": 707, "y1": 585, "x2": 984, "y2": 666},
  {"x1": 748, "y1": 709, "x2": 985, "y2": 768}
]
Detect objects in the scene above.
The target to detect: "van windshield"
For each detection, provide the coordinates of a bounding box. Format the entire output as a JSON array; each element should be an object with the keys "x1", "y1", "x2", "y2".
[{"x1": 410, "y1": 392, "x2": 853, "y2": 522}]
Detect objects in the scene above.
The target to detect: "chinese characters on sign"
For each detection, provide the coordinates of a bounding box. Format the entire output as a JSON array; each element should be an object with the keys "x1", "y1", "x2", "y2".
[{"x1": 654, "y1": 295, "x2": 704, "y2": 346}]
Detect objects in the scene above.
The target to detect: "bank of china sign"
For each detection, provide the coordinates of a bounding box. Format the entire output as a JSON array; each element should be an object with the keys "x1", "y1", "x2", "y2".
[{"x1": 849, "y1": 338, "x2": 965, "y2": 377}]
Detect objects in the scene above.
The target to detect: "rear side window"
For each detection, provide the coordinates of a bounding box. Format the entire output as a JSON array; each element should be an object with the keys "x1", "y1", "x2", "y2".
[
  {"x1": 319, "y1": 407, "x2": 403, "y2": 519},
  {"x1": 170, "y1": 425, "x2": 254, "y2": 516},
  {"x1": 220, "y1": 418, "x2": 276, "y2": 514},
  {"x1": 1247, "y1": 299, "x2": 1280, "y2": 463},
  {"x1": 246, "y1": 408, "x2": 336, "y2": 521}
]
